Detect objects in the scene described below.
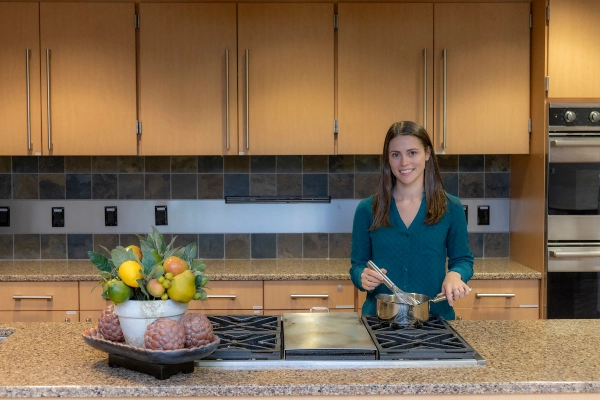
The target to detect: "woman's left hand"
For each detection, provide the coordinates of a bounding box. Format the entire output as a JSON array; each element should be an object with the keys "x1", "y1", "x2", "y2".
[{"x1": 440, "y1": 271, "x2": 470, "y2": 306}]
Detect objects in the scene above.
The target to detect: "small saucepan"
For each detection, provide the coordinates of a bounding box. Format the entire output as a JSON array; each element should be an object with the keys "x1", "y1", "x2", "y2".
[{"x1": 376, "y1": 292, "x2": 447, "y2": 324}]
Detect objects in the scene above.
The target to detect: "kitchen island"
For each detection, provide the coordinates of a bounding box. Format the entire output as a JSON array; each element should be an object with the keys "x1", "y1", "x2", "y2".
[{"x1": 1, "y1": 318, "x2": 599, "y2": 399}]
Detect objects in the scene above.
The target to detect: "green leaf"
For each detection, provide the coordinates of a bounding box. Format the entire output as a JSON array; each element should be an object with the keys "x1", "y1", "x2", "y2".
[
  {"x1": 181, "y1": 243, "x2": 197, "y2": 264},
  {"x1": 137, "y1": 279, "x2": 150, "y2": 299},
  {"x1": 88, "y1": 251, "x2": 112, "y2": 273},
  {"x1": 111, "y1": 246, "x2": 136, "y2": 268},
  {"x1": 197, "y1": 288, "x2": 208, "y2": 300},
  {"x1": 149, "y1": 226, "x2": 167, "y2": 255},
  {"x1": 195, "y1": 274, "x2": 209, "y2": 288},
  {"x1": 191, "y1": 259, "x2": 206, "y2": 273}
]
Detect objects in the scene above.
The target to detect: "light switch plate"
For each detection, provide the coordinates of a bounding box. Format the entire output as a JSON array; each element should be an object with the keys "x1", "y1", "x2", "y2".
[
  {"x1": 155, "y1": 206, "x2": 168, "y2": 226},
  {"x1": 52, "y1": 207, "x2": 65, "y2": 227}
]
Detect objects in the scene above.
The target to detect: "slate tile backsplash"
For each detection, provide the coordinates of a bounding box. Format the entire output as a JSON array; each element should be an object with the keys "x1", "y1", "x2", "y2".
[{"x1": 0, "y1": 154, "x2": 510, "y2": 260}]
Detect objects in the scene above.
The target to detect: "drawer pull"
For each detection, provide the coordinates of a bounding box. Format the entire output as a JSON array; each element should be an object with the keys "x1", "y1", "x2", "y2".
[
  {"x1": 475, "y1": 293, "x2": 516, "y2": 298},
  {"x1": 206, "y1": 294, "x2": 237, "y2": 300},
  {"x1": 13, "y1": 295, "x2": 53, "y2": 300},
  {"x1": 291, "y1": 294, "x2": 329, "y2": 299}
]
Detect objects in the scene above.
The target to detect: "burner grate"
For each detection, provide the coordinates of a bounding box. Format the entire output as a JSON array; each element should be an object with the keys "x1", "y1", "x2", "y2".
[
  {"x1": 207, "y1": 315, "x2": 280, "y2": 332},
  {"x1": 362, "y1": 315, "x2": 476, "y2": 360},
  {"x1": 205, "y1": 315, "x2": 282, "y2": 360}
]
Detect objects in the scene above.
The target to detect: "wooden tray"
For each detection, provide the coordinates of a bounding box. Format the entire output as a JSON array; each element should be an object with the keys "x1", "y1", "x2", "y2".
[{"x1": 82, "y1": 328, "x2": 220, "y2": 364}]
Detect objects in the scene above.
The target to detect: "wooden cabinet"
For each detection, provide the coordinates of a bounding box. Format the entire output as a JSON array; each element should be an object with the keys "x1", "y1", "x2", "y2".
[
  {"x1": 0, "y1": 282, "x2": 79, "y2": 322},
  {"x1": 337, "y1": 3, "x2": 433, "y2": 155},
  {"x1": 237, "y1": 3, "x2": 334, "y2": 155},
  {"x1": 547, "y1": 0, "x2": 600, "y2": 98},
  {"x1": 0, "y1": 2, "x2": 41, "y2": 156},
  {"x1": 433, "y1": 3, "x2": 530, "y2": 154},
  {"x1": 188, "y1": 281, "x2": 263, "y2": 315},
  {"x1": 40, "y1": 2, "x2": 137, "y2": 156},
  {"x1": 453, "y1": 279, "x2": 540, "y2": 320},
  {"x1": 79, "y1": 281, "x2": 112, "y2": 323},
  {"x1": 138, "y1": 3, "x2": 237, "y2": 156},
  {"x1": 338, "y1": 3, "x2": 530, "y2": 155},
  {"x1": 264, "y1": 280, "x2": 355, "y2": 313}
]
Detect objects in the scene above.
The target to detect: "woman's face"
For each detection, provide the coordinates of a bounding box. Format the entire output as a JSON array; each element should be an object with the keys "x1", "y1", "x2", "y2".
[{"x1": 388, "y1": 135, "x2": 431, "y2": 189}]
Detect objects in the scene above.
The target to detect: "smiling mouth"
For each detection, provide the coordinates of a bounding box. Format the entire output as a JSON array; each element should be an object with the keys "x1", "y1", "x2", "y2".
[{"x1": 399, "y1": 169, "x2": 414, "y2": 174}]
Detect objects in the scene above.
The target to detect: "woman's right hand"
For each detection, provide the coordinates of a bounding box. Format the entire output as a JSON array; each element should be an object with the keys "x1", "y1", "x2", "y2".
[{"x1": 361, "y1": 267, "x2": 386, "y2": 291}]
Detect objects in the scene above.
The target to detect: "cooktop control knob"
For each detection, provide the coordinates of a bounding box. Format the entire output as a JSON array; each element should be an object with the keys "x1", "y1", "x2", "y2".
[
  {"x1": 564, "y1": 111, "x2": 576, "y2": 123},
  {"x1": 590, "y1": 111, "x2": 600, "y2": 123}
]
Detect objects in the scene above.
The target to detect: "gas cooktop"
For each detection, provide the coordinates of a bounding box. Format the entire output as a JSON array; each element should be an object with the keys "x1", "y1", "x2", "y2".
[{"x1": 196, "y1": 313, "x2": 485, "y2": 368}]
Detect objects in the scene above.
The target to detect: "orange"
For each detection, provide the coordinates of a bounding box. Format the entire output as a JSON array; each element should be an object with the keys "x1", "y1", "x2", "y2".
[{"x1": 125, "y1": 245, "x2": 142, "y2": 260}]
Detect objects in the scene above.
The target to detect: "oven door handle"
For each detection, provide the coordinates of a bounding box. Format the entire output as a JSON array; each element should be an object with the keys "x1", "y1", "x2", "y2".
[
  {"x1": 549, "y1": 250, "x2": 600, "y2": 258},
  {"x1": 550, "y1": 138, "x2": 600, "y2": 147}
]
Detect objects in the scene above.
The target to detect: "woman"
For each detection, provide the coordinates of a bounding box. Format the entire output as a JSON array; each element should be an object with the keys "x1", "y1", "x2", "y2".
[{"x1": 350, "y1": 121, "x2": 473, "y2": 320}]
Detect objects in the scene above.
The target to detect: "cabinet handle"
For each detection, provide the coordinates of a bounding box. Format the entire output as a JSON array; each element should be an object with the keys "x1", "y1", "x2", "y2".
[
  {"x1": 206, "y1": 294, "x2": 237, "y2": 299},
  {"x1": 225, "y1": 49, "x2": 230, "y2": 150},
  {"x1": 85, "y1": 318, "x2": 92, "y2": 323},
  {"x1": 442, "y1": 48, "x2": 447, "y2": 149},
  {"x1": 310, "y1": 307, "x2": 330, "y2": 313},
  {"x1": 549, "y1": 250, "x2": 600, "y2": 258},
  {"x1": 423, "y1": 48, "x2": 427, "y2": 131},
  {"x1": 245, "y1": 49, "x2": 249, "y2": 151},
  {"x1": 13, "y1": 295, "x2": 53, "y2": 300},
  {"x1": 26, "y1": 49, "x2": 32, "y2": 150},
  {"x1": 45, "y1": 49, "x2": 53, "y2": 150},
  {"x1": 475, "y1": 293, "x2": 516, "y2": 298},
  {"x1": 290, "y1": 294, "x2": 329, "y2": 299},
  {"x1": 65, "y1": 318, "x2": 70, "y2": 323}
]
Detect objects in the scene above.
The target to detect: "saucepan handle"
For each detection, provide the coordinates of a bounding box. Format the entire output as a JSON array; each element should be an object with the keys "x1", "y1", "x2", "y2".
[{"x1": 431, "y1": 287, "x2": 472, "y2": 303}]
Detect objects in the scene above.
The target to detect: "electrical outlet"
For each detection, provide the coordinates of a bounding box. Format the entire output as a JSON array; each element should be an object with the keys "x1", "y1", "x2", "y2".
[
  {"x1": 155, "y1": 206, "x2": 168, "y2": 225},
  {"x1": 463, "y1": 205, "x2": 468, "y2": 224},
  {"x1": 105, "y1": 206, "x2": 117, "y2": 226},
  {"x1": 0, "y1": 207, "x2": 9, "y2": 227},
  {"x1": 52, "y1": 207, "x2": 65, "y2": 227},
  {"x1": 477, "y1": 205, "x2": 490, "y2": 225}
]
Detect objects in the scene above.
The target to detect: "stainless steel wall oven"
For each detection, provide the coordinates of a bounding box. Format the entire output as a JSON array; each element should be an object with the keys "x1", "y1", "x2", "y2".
[{"x1": 547, "y1": 103, "x2": 600, "y2": 318}]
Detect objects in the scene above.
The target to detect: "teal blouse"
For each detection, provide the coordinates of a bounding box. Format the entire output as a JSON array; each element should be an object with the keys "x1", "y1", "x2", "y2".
[{"x1": 349, "y1": 193, "x2": 474, "y2": 320}]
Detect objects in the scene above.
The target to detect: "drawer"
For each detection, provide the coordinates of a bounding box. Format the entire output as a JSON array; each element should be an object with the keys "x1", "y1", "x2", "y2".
[
  {"x1": 453, "y1": 279, "x2": 539, "y2": 309},
  {"x1": 264, "y1": 280, "x2": 355, "y2": 311},
  {"x1": 454, "y1": 307, "x2": 539, "y2": 321},
  {"x1": 0, "y1": 282, "x2": 79, "y2": 311},
  {"x1": 79, "y1": 281, "x2": 112, "y2": 311},
  {"x1": 0, "y1": 310, "x2": 79, "y2": 322},
  {"x1": 188, "y1": 281, "x2": 263, "y2": 312},
  {"x1": 263, "y1": 309, "x2": 354, "y2": 315}
]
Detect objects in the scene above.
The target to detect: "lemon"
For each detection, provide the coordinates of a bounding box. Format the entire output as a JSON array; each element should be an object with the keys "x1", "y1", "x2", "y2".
[
  {"x1": 118, "y1": 260, "x2": 143, "y2": 288},
  {"x1": 107, "y1": 280, "x2": 132, "y2": 303}
]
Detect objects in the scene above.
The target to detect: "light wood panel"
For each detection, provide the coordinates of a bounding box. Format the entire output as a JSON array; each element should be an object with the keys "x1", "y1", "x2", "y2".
[
  {"x1": 40, "y1": 2, "x2": 137, "y2": 155},
  {"x1": 337, "y1": 3, "x2": 433, "y2": 154},
  {"x1": 237, "y1": 3, "x2": 334, "y2": 155},
  {"x1": 187, "y1": 281, "x2": 263, "y2": 312},
  {"x1": 433, "y1": 3, "x2": 530, "y2": 154},
  {"x1": 139, "y1": 3, "x2": 237, "y2": 155},
  {"x1": 79, "y1": 281, "x2": 112, "y2": 311},
  {"x1": 0, "y1": 311, "x2": 79, "y2": 323},
  {"x1": 0, "y1": 2, "x2": 41, "y2": 156},
  {"x1": 264, "y1": 280, "x2": 355, "y2": 311},
  {"x1": 547, "y1": 0, "x2": 600, "y2": 98},
  {"x1": 0, "y1": 282, "x2": 79, "y2": 311},
  {"x1": 452, "y1": 279, "x2": 539, "y2": 308}
]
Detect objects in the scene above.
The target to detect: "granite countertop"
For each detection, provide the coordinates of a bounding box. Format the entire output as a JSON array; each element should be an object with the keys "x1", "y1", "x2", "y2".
[
  {"x1": 0, "y1": 319, "x2": 599, "y2": 397},
  {"x1": 0, "y1": 258, "x2": 541, "y2": 282}
]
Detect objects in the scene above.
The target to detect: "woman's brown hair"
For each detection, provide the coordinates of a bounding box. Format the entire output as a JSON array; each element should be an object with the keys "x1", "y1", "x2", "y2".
[{"x1": 370, "y1": 121, "x2": 448, "y2": 230}]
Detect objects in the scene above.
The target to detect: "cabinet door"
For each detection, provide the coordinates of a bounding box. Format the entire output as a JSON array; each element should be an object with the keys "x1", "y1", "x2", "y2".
[
  {"x1": 434, "y1": 3, "x2": 530, "y2": 154},
  {"x1": 337, "y1": 3, "x2": 433, "y2": 154},
  {"x1": 264, "y1": 280, "x2": 355, "y2": 311},
  {"x1": 139, "y1": 3, "x2": 237, "y2": 155},
  {"x1": 187, "y1": 281, "x2": 263, "y2": 312},
  {"x1": 0, "y1": 2, "x2": 41, "y2": 156},
  {"x1": 238, "y1": 3, "x2": 334, "y2": 155},
  {"x1": 547, "y1": 0, "x2": 600, "y2": 98},
  {"x1": 40, "y1": 3, "x2": 137, "y2": 155}
]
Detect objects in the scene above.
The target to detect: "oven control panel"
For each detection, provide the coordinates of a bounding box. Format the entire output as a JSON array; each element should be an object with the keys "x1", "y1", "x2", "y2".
[{"x1": 549, "y1": 103, "x2": 600, "y2": 132}]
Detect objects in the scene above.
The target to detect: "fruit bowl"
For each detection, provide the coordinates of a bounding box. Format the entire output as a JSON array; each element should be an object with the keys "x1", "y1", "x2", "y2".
[{"x1": 82, "y1": 328, "x2": 220, "y2": 364}]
